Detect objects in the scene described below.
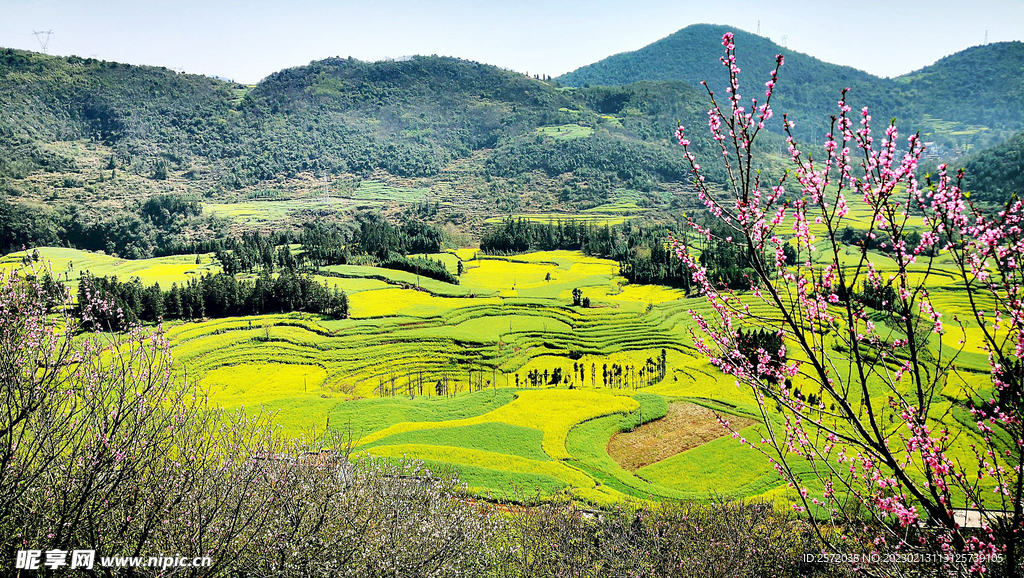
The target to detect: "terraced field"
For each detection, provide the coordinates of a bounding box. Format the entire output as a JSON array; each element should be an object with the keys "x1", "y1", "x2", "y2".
[
  {"x1": 483, "y1": 190, "x2": 651, "y2": 226},
  {"x1": 533, "y1": 123, "x2": 594, "y2": 140},
  {"x1": 6, "y1": 240, "x2": 995, "y2": 507},
  {"x1": 0, "y1": 247, "x2": 221, "y2": 294},
  {"x1": 204, "y1": 179, "x2": 432, "y2": 227}
]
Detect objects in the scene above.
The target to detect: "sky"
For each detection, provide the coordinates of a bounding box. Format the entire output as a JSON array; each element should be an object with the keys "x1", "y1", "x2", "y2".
[{"x1": 1, "y1": 0, "x2": 1021, "y2": 84}]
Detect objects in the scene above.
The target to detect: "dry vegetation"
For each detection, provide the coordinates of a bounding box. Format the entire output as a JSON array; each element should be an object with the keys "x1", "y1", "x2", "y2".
[{"x1": 607, "y1": 402, "x2": 756, "y2": 471}]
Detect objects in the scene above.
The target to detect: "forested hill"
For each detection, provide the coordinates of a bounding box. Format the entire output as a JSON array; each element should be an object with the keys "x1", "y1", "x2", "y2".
[
  {"x1": 3, "y1": 32, "x2": 1020, "y2": 220},
  {"x1": 894, "y1": 42, "x2": 1024, "y2": 132},
  {"x1": 0, "y1": 47, "x2": 723, "y2": 201},
  {"x1": 0, "y1": 49, "x2": 235, "y2": 180},
  {"x1": 230, "y1": 55, "x2": 578, "y2": 180},
  {"x1": 556, "y1": 24, "x2": 1024, "y2": 149},
  {"x1": 960, "y1": 131, "x2": 1024, "y2": 203},
  {"x1": 0, "y1": 49, "x2": 571, "y2": 182}
]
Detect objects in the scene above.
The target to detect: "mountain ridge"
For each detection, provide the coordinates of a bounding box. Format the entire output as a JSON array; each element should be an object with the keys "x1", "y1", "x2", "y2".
[
  {"x1": 557, "y1": 24, "x2": 1024, "y2": 149},
  {"x1": 1, "y1": 23, "x2": 1022, "y2": 228}
]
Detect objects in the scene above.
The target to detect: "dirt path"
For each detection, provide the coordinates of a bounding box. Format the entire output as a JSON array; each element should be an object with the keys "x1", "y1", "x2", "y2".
[{"x1": 607, "y1": 402, "x2": 756, "y2": 471}]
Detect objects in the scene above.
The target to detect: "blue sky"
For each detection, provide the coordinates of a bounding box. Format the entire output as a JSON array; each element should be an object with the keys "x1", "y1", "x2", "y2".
[{"x1": 1, "y1": 0, "x2": 1021, "y2": 83}]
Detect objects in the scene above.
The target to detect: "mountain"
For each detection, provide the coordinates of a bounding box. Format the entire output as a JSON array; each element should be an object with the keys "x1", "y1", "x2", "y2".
[
  {"x1": 895, "y1": 42, "x2": 1024, "y2": 134},
  {"x1": 4, "y1": 26, "x2": 1022, "y2": 241},
  {"x1": 557, "y1": 24, "x2": 1024, "y2": 149},
  {"x1": 556, "y1": 24, "x2": 901, "y2": 139},
  {"x1": 0, "y1": 47, "x2": 720, "y2": 225}
]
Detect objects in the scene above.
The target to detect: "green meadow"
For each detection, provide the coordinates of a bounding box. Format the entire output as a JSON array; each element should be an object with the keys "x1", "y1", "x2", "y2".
[
  {"x1": 533, "y1": 123, "x2": 594, "y2": 140},
  {"x1": 203, "y1": 179, "x2": 432, "y2": 227}
]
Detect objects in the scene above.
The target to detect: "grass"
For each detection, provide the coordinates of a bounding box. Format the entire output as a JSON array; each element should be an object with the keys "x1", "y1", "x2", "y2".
[
  {"x1": 582, "y1": 189, "x2": 649, "y2": 215},
  {"x1": 203, "y1": 362, "x2": 335, "y2": 434},
  {"x1": 204, "y1": 180, "x2": 430, "y2": 226},
  {"x1": 327, "y1": 389, "x2": 519, "y2": 436},
  {"x1": 534, "y1": 124, "x2": 593, "y2": 141},
  {"x1": 0, "y1": 247, "x2": 219, "y2": 296},
  {"x1": 353, "y1": 389, "x2": 639, "y2": 460},
  {"x1": 606, "y1": 400, "x2": 752, "y2": 471},
  {"x1": 635, "y1": 423, "x2": 784, "y2": 499},
  {"x1": 362, "y1": 422, "x2": 549, "y2": 461},
  {"x1": 320, "y1": 263, "x2": 489, "y2": 297}
]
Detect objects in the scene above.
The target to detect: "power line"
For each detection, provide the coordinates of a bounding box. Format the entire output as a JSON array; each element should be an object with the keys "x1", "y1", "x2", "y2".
[{"x1": 32, "y1": 30, "x2": 53, "y2": 54}]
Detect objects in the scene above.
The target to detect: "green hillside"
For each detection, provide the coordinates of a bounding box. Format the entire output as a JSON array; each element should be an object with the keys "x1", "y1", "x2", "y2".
[
  {"x1": 2, "y1": 30, "x2": 1022, "y2": 241},
  {"x1": 557, "y1": 24, "x2": 1024, "y2": 148},
  {"x1": 960, "y1": 131, "x2": 1024, "y2": 203},
  {"x1": 0, "y1": 48, "x2": 718, "y2": 211},
  {"x1": 0, "y1": 49, "x2": 233, "y2": 180},
  {"x1": 897, "y1": 41, "x2": 1024, "y2": 133}
]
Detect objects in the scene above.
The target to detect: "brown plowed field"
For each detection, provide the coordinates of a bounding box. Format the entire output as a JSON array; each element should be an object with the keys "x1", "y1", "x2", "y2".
[{"x1": 608, "y1": 402, "x2": 756, "y2": 471}]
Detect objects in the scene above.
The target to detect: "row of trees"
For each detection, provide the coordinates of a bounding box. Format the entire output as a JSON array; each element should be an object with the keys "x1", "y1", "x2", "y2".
[
  {"x1": 298, "y1": 217, "x2": 458, "y2": 284},
  {"x1": 480, "y1": 218, "x2": 691, "y2": 287},
  {"x1": 77, "y1": 269, "x2": 348, "y2": 330},
  {"x1": 213, "y1": 230, "x2": 297, "y2": 275},
  {"x1": 509, "y1": 353, "x2": 669, "y2": 391},
  {"x1": 0, "y1": 192, "x2": 219, "y2": 259},
  {"x1": 366, "y1": 351, "x2": 673, "y2": 400}
]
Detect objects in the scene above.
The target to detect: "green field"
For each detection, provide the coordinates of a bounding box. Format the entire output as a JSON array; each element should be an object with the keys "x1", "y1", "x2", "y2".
[
  {"x1": 204, "y1": 179, "x2": 432, "y2": 226},
  {"x1": 10, "y1": 231, "x2": 996, "y2": 508},
  {"x1": 0, "y1": 247, "x2": 221, "y2": 294},
  {"x1": 485, "y1": 190, "x2": 650, "y2": 226},
  {"x1": 533, "y1": 123, "x2": 594, "y2": 140}
]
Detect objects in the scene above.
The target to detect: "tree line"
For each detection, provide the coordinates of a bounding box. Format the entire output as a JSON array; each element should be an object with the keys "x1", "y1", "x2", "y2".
[
  {"x1": 299, "y1": 216, "x2": 457, "y2": 284},
  {"x1": 481, "y1": 217, "x2": 774, "y2": 289},
  {"x1": 77, "y1": 268, "x2": 348, "y2": 331},
  {"x1": 0, "y1": 192, "x2": 218, "y2": 259}
]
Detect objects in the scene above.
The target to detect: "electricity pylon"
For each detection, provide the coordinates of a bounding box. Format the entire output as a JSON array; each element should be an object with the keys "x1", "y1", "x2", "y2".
[{"x1": 33, "y1": 30, "x2": 53, "y2": 54}]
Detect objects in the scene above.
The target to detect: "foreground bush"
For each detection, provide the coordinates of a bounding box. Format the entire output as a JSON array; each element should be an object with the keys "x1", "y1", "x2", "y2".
[{"x1": 495, "y1": 498, "x2": 826, "y2": 578}]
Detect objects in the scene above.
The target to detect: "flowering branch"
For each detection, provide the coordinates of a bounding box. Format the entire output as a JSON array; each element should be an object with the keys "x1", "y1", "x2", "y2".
[{"x1": 673, "y1": 32, "x2": 1020, "y2": 575}]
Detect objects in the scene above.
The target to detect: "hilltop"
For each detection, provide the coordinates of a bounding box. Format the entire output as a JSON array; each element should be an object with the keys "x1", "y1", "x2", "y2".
[{"x1": 557, "y1": 24, "x2": 1024, "y2": 150}]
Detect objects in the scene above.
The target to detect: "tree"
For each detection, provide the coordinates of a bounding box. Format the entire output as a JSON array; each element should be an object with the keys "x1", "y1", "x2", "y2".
[
  {"x1": 572, "y1": 287, "x2": 582, "y2": 306},
  {"x1": 151, "y1": 158, "x2": 168, "y2": 180},
  {"x1": 673, "y1": 32, "x2": 1019, "y2": 575}
]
